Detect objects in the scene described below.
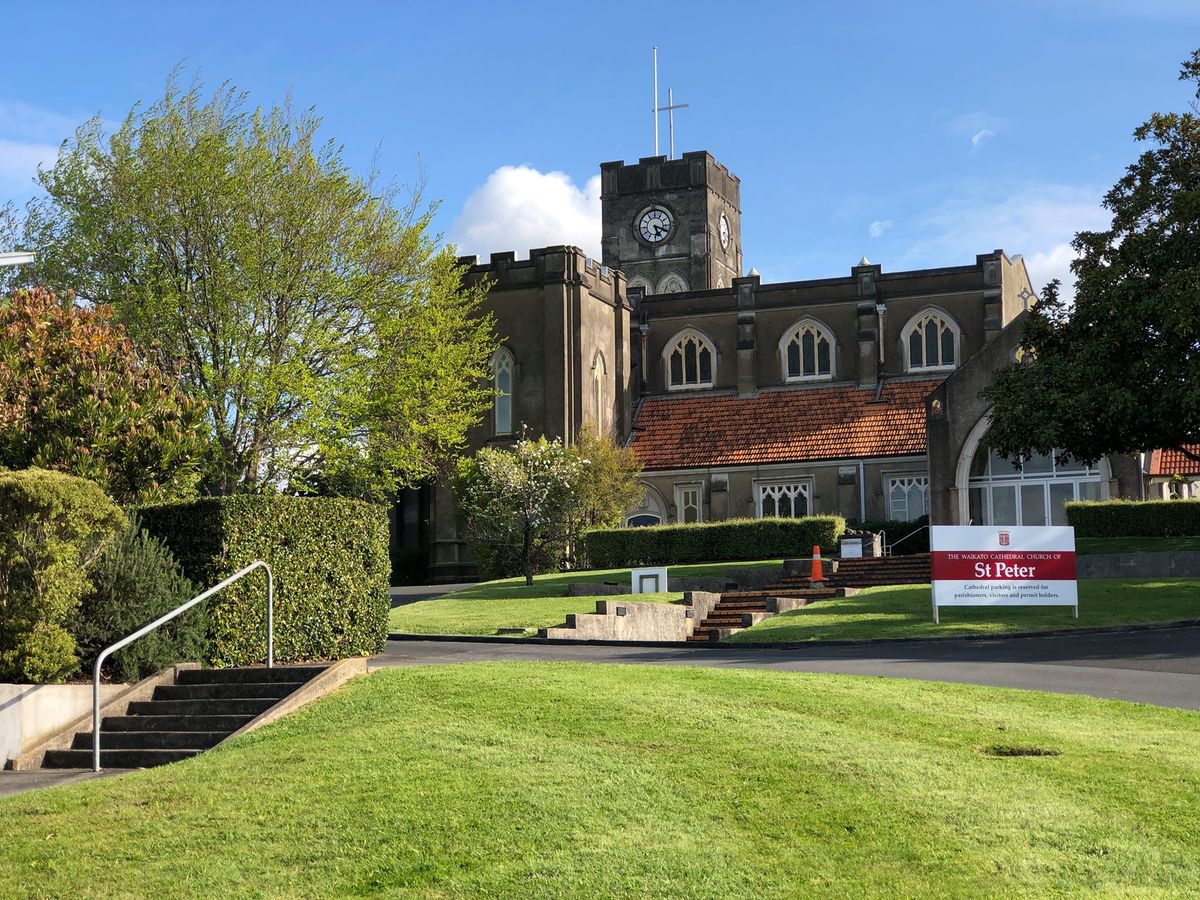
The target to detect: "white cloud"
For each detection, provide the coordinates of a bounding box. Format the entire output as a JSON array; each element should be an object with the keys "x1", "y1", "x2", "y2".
[
  {"x1": 451, "y1": 166, "x2": 601, "y2": 260},
  {"x1": 868, "y1": 219, "x2": 892, "y2": 238},
  {"x1": 970, "y1": 129, "x2": 995, "y2": 151},
  {"x1": 897, "y1": 182, "x2": 1109, "y2": 300},
  {"x1": 947, "y1": 111, "x2": 1006, "y2": 153},
  {"x1": 0, "y1": 138, "x2": 57, "y2": 194},
  {"x1": 0, "y1": 100, "x2": 78, "y2": 143}
]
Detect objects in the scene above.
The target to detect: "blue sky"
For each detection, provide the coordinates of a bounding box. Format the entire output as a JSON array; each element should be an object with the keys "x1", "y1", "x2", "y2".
[{"x1": 2, "y1": 0, "x2": 1197, "y2": 295}]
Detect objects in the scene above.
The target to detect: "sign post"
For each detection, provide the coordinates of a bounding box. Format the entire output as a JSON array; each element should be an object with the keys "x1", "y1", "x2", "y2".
[{"x1": 930, "y1": 526, "x2": 1078, "y2": 624}]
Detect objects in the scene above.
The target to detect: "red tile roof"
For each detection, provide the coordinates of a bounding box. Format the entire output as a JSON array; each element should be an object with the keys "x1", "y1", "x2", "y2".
[
  {"x1": 1148, "y1": 446, "x2": 1200, "y2": 476},
  {"x1": 630, "y1": 380, "x2": 938, "y2": 470}
]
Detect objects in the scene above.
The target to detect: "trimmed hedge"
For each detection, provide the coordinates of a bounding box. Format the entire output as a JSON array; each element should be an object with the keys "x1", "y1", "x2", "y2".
[
  {"x1": 585, "y1": 516, "x2": 846, "y2": 568},
  {"x1": 1066, "y1": 499, "x2": 1200, "y2": 537},
  {"x1": 139, "y1": 496, "x2": 390, "y2": 667}
]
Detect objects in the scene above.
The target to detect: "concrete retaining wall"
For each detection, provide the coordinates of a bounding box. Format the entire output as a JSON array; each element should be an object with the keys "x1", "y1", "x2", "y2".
[
  {"x1": 541, "y1": 591, "x2": 722, "y2": 641},
  {"x1": 1079, "y1": 550, "x2": 1200, "y2": 579},
  {"x1": 1, "y1": 682, "x2": 127, "y2": 764},
  {"x1": 566, "y1": 568, "x2": 787, "y2": 597}
]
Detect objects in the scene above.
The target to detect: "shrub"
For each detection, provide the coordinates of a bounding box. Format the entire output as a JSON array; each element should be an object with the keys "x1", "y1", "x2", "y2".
[
  {"x1": 75, "y1": 515, "x2": 204, "y2": 682},
  {"x1": 138, "y1": 496, "x2": 390, "y2": 666},
  {"x1": 584, "y1": 516, "x2": 846, "y2": 569},
  {"x1": 0, "y1": 287, "x2": 208, "y2": 504},
  {"x1": 0, "y1": 468, "x2": 125, "y2": 682},
  {"x1": 1066, "y1": 499, "x2": 1200, "y2": 537}
]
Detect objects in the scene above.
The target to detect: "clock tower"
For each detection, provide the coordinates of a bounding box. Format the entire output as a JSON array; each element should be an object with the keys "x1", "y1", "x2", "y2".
[{"x1": 599, "y1": 150, "x2": 741, "y2": 294}]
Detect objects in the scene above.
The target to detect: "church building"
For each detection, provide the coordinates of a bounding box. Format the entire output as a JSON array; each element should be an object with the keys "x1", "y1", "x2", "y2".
[{"x1": 394, "y1": 150, "x2": 1142, "y2": 582}]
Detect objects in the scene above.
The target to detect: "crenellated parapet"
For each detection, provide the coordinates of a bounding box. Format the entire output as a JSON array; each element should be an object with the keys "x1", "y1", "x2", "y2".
[
  {"x1": 599, "y1": 150, "x2": 739, "y2": 207},
  {"x1": 458, "y1": 245, "x2": 628, "y2": 308}
]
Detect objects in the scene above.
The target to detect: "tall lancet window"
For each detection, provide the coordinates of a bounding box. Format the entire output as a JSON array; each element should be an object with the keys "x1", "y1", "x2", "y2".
[
  {"x1": 493, "y1": 348, "x2": 514, "y2": 435},
  {"x1": 592, "y1": 352, "x2": 607, "y2": 431}
]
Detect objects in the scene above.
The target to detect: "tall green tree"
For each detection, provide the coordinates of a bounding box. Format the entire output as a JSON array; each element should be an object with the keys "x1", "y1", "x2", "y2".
[
  {"x1": 983, "y1": 50, "x2": 1200, "y2": 464},
  {"x1": 21, "y1": 77, "x2": 496, "y2": 496}
]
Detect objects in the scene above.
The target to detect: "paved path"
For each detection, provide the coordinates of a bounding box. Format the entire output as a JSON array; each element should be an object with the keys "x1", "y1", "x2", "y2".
[
  {"x1": 373, "y1": 626, "x2": 1200, "y2": 711},
  {"x1": 0, "y1": 768, "x2": 131, "y2": 798}
]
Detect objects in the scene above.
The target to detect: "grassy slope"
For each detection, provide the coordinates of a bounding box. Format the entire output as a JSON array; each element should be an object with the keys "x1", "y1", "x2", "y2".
[
  {"x1": 730, "y1": 578, "x2": 1200, "y2": 643},
  {"x1": 389, "y1": 559, "x2": 784, "y2": 635},
  {"x1": 1, "y1": 664, "x2": 1198, "y2": 898}
]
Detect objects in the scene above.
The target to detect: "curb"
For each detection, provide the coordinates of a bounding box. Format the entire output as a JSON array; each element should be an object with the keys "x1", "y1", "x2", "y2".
[{"x1": 386, "y1": 618, "x2": 1200, "y2": 651}]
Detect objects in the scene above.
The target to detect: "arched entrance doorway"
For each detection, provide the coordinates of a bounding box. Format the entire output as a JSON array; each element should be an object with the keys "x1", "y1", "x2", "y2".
[{"x1": 959, "y1": 436, "x2": 1104, "y2": 526}]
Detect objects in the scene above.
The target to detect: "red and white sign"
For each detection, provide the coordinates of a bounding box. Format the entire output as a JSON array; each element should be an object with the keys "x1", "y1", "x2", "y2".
[{"x1": 930, "y1": 525, "x2": 1078, "y2": 623}]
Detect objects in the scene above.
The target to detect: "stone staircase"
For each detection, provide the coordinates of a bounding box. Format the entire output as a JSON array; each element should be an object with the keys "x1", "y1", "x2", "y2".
[
  {"x1": 686, "y1": 587, "x2": 840, "y2": 642},
  {"x1": 40, "y1": 664, "x2": 330, "y2": 769},
  {"x1": 828, "y1": 553, "x2": 931, "y2": 588}
]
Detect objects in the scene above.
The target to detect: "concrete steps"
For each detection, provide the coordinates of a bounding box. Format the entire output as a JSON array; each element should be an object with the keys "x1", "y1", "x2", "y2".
[
  {"x1": 39, "y1": 664, "x2": 329, "y2": 770},
  {"x1": 829, "y1": 553, "x2": 931, "y2": 588}
]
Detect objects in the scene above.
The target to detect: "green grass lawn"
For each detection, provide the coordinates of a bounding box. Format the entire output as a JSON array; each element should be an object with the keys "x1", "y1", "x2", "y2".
[
  {"x1": 2, "y1": 663, "x2": 1198, "y2": 897},
  {"x1": 730, "y1": 578, "x2": 1200, "y2": 643},
  {"x1": 389, "y1": 559, "x2": 784, "y2": 635},
  {"x1": 1076, "y1": 535, "x2": 1200, "y2": 555}
]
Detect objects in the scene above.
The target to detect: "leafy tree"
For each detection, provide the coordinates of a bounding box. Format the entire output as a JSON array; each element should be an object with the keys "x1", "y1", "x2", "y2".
[
  {"x1": 21, "y1": 76, "x2": 496, "y2": 496},
  {"x1": 0, "y1": 287, "x2": 208, "y2": 503},
  {"x1": 983, "y1": 50, "x2": 1200, "y2": 464},
  {"x1": 567, "y1": 426, "x2": 643, "y2": 560},
  {"x1": 455, "y1": 437, "x2": 584, "y2": 585},
  {"x1": 0, "y1": 469, "x2": 126, "y2": 683}
]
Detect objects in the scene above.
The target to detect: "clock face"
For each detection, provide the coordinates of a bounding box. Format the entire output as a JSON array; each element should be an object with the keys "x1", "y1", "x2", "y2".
[
  {"x1": 718, "y1": 213, "x2": 730, "y2": 250},
  {"x1": 638, "y1": 207, "x2": 673, "y2": 243}
]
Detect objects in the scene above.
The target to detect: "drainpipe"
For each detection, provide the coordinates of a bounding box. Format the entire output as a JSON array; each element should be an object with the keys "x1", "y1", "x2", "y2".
[{"x1": 858, "y1": 460, "x2": 866, "y2": 523}]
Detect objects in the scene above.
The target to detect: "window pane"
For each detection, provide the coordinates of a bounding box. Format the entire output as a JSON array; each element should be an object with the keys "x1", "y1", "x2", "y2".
[
  {"x1": 787, "y1": 342, "x2": 800, "y2": 377},
  {"x1": 969, "y1": 487, "x2": 987, "y2": 525},
  {"x1": 890, "y1": 482, "x2": 907, "y2": 521},
  {"x1": 670, "y1": 351, "x2": 683, "y2": 386},
  {"x1": 627, "y1": 514, "x2": 660, "y2": 527},
  {"x1": 989, "y1": 448, "x2": 1021, "y2": 477},
  {"x1": 797, "y1": 492, "x2": 808, "y2": 516},
  {"x1": 1049, "y1": 483, "x2": 1074, "y2": 526},
  {"x1": 1021, "y1": 484, "x2": 1047, "y2": 526},
  {"x1": 1078, "y1": 480, "x2": 1102, "y2": 502},
  {"x1": 817, "y1": 337, "x2": 830, "y2": 375},
  {"x1": 495, "y1": 393, "x2": 512, "y2": 435},
  {"x1": 991, "y1": 486, "x2": 1018, "y2": 525},
  {"x1": 909, "y1": 329, "x2": 923, "y2": 368},
  {"x1": 699, "y1": 346, "x2": 712, "y2": 383},
  {"x1": 684, "y1": 343, "x2": 697, "y2": 383},
  {"x1": 925, "y1": 321, "x2": 939, "y2": 364},
  {"x1": 941, "y1": 326, "x2": 955, "y2": 365},
  {"x1": 801, "y1": 330, "x2": 815, "y2": 376},
  {"x1": 1023, "y1": 451, "x2": 1053, "y2": 475},
  {"x1": 1055, "y1": 454, "x2": 1085, "y2": 473},
  {"x1": 970, "y1": 445, "x2": 990, "y2": 478}
]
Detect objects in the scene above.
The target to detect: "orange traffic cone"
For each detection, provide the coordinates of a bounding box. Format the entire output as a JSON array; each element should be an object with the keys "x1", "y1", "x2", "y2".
[{"x1": 809, "y1": 545, "x2": 829, "y2": 584}]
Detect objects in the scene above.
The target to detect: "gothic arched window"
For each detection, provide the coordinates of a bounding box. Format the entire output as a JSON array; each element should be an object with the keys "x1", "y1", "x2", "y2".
[
  {"x1": 903, "y1": 309, "x2": 960, "y2": 371},
  {"x1": 656, "y1": 272, "x2": 689, "y2": 294},
  {"x1": 664, "y1": 329, "x2": 715, "y2": 390},
  {"x1": 627, "y1": 275, "x2": 653, "y2": 294},
  {"x1": 493, "y1": 348, "x2": 514, "y2": 435},
  {"x1": 592, "y1": 351, "x2": 607, "y2": 430},
  {"x1": 779, "y1": 318, "x2": 835, "y2": 381}
]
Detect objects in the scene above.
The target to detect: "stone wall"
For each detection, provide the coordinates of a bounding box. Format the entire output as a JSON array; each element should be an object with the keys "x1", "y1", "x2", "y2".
[{"x1": 540, "y1": 591, "x2": 721, "y2": 641}]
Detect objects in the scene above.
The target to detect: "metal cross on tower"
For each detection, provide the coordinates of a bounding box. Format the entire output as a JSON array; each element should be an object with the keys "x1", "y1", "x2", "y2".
[{"x1": 651, "y1": 47, "x2": 689, "y2": 159}]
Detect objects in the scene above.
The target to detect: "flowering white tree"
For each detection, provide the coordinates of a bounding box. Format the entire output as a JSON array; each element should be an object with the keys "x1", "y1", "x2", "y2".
[{"x1": 455, "y1": 437, "x2": 585, "y2": 585}]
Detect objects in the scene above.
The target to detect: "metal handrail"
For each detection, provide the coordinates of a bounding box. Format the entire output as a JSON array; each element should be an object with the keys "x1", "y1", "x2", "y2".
[
  {"x1": 886, "y1": 524, "x2": 930, "y2": 556},
  {"x1": 91, "y1": 560, "x2": 273, "y2": 771}
]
